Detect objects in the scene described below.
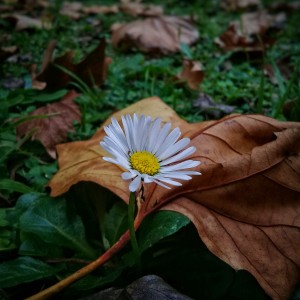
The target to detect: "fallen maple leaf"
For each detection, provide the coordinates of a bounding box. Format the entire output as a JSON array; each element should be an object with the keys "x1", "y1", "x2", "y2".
[
  {"x1": 176, "y1": 59, "x2": 204, "y2": 90},
  {"x1": 49, "y1": 97, "x2": 300, "y2": 299},
  {"x1": 32, "y1": 39, "x2": 111, "y2": 90},
  {"x1": 111, "y1": 16, "x2": 199, "y2": 55},
  {"x1": 16, "y1": 90, "x2": 81, "y2": 158}
]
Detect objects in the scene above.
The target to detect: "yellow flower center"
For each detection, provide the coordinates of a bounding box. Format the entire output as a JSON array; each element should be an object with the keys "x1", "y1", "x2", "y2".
[{"x1": 130, "y1": 151, "x2": 160, "y2": 176}]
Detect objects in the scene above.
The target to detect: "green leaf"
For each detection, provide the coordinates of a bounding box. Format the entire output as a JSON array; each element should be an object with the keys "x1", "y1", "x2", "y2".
[
  {"x1": 19, "y1": 233, "x2": 63, "y2": 258},
  {"x1": 0, "y1": 132, "x2": 17, "y2": 163},
  {"x1": 6, "y1": 94, "x2": 24, "y2": 107},
  {"x1": 15, "y1": 192, "x2": 41, "y2": 212},
  {"x1": 138, "y1": 210, "x2": 190, "y2": 252},
  {"x1": 0, "y1": 208, "x2": 17, "y2": 252},
  {"x1": 104, "y1": 201, "x2": 128, "y2": 248},
  {"x1": 66, "y1": 182, "x2": 114, "y2": 250},
  {"x1": 123, "y1": 211, "x2": 190, "y2": 267},
  {"x1": 0, "y1": 179, "x2": 34, "y2": 194},
  {"x1": 0, "y1": 228, "x2": 16, "y2": 252},
  {"x1": 0, "y1": 210, "x2": 9, "y2": 227},
  {"x1": 26, "y1": 89, "x2": 68, "y2": 104},
  {"x1": 20, "y1": 195, "x2": 96, "y2": 259},
  {"x1": 18, "y1": 158, "x2": 57, "y2": 191},
  {"x1": 0, "y1": 257, "x2": 59, "y2": 288}
]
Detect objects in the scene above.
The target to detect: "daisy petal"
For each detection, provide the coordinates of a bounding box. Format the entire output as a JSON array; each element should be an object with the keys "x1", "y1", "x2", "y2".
[
  {"x1": 154, "y1": 177, "x2": 182, "y2": 186},
  {"x1": 153, "y1": 179, "x2": 172, "y2": 189},
  {"x1": 129, "y1": 176, "x2": 141, "y2": 192},
  {"x1": 147, "y1": 118, "x2": 162, "y2": 152},
  {"x1": 157, "y1": 173, "x2": 192, "y2": 180},
  {"x1": 160, "y1": 146, "x2": 196, "y2": 166},
  {"x1": 159, "y1": 138, "x2": 191, "y2": 160},
  {"x1": 141, "y1": 174, "x2": 154, "y2": 183},
  {"x1": 156, "y1": 127, "x2": 181, "y2": 158},
  {"x1": 152, "y1": 122, "x2": 172, "y2": 154},
  {"x1": 160, "y1": 160, "x2": 200, "y2": 172},
  {"x1": 122, "y1": 172, "x2": 136, "y2": 180}
]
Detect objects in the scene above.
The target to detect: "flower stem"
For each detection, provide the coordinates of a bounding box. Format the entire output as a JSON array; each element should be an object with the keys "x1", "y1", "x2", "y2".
[{"x1": 128, "y1": 191, "x2": 141, "y2": 268}]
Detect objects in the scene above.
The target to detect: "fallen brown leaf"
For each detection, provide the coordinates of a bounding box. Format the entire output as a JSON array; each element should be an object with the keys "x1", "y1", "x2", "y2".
[
  {"x1": 111, "y1": 16, "x2": 199, "y2": 55},
  {"x1": 215, "y1": 24, "x2": 263, "y2": 52},
  {"x1": 193, "y1": 93, "x2": 236, "y2": 118},
  {"x1": 221, "y1": 0, "x2": 261, "y2": 11},
  {"x1": 215, "y1": 10, "x2": 285, "y2": 53},
  {"x1": 59, "y1": 1, "x2": 82, "y2": 19},
  {"x1": 232, "y1": 10, "x2": 286, "y2": 36},
  {"x1": 49, "y1": 97, "x2": 300, "y2": 299},
  {"x1": 119, "y1": 2, "x2": 163, "y2": 17},
  {"x1": 16, "y1": 90, "x2": 81, "y2": 158},
  {"x1": 176, "y1": 59, "x2": 204, "y2": 90},
  {"x1": 82, "y1": 5, "x2": 119, "y2": 14},
  {"x1": 32, "y1": 39, "x2": 111, "y2": 90},
  {"x1": 3, "y1": 13, "x2": 51, "y2": 30},
  {"x1": 59, "y1": 2, "x2": 119, "y2": 18}
]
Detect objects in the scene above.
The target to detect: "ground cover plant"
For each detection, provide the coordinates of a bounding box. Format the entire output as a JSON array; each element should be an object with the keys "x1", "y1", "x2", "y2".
[{"x1": 0, "y1": 0, "x2": 300, "y2": 299}]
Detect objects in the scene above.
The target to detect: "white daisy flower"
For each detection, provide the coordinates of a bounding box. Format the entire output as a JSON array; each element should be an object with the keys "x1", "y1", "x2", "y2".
[{"x1": 100, "y1": 114, "x2": 201, "y2": 192}]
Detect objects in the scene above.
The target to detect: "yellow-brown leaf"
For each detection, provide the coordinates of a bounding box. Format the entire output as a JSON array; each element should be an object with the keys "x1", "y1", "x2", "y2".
[{"x1": 49, "y1": 97, "x2": 300, "y2": 299}]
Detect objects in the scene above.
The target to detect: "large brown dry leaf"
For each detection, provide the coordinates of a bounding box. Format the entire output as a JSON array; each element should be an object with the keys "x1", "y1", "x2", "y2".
[
  {"x1": 176, "y1": 60, "x2": 204, "y2": 90},
  {"x1": 32, "y1": 39, "x2": 111, "y2": 90},
  {"x1": 49, "y1": 97, "x2": 300, "y2": 299},
  {"x1": 111, "y1": 16, "x2": 199, "y2": 55},
  {"x1": 16, "y1": 90, "x2": 81, "y2": 158}
]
